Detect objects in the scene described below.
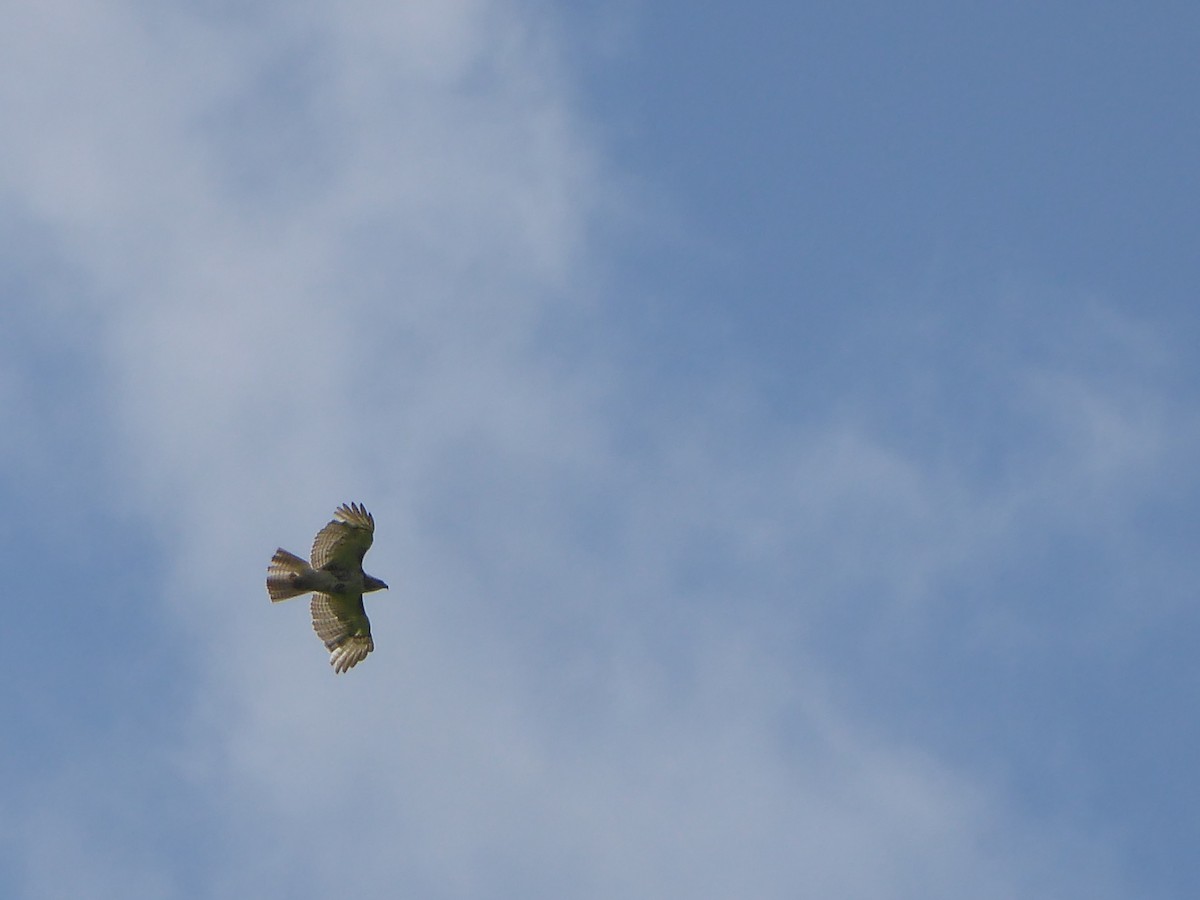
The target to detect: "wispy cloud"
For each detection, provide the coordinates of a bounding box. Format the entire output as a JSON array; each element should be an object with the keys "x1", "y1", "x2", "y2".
[{"x1": 1, "y1": 2, "x2": 1190, "y2": 898}]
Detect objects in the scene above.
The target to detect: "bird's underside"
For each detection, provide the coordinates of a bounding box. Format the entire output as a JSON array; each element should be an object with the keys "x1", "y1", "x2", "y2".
[{"x1": 266, "y1": 502, "x2": 388, "y2": 673}]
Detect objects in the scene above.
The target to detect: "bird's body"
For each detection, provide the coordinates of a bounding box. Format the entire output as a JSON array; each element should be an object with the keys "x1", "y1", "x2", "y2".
[{"x1": 267, "y1": 503, "x2": 388, "y2": 673}]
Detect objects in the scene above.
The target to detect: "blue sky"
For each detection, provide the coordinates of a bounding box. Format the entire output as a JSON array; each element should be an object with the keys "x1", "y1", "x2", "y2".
[{"x1": 2, "y1": 2, "x2": 1198, "y2": 897}]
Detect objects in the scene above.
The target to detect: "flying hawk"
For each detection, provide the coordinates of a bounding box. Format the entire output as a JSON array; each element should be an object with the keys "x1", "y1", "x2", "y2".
[{"x1": 267, "y1": 502, "x2": 389, "y2": 673}]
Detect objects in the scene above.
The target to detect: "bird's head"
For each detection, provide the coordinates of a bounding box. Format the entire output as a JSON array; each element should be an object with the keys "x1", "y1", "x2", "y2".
[{"x1": 364, "y1": 574, "x2": 389, "y2": 593}]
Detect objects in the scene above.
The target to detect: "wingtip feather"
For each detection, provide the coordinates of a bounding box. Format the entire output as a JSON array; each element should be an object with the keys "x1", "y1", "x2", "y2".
[
  {"x1": 329, "y1": 636, "x2": 374, "y2": 673},
  {"x1": 333, "y1": 502, "x2": 374, "y2": 531}
]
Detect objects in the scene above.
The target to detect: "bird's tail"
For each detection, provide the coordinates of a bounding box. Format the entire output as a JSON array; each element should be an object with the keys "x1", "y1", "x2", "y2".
[{"x1": 267, "y1": 549, "x2": 317, "y2": 601}]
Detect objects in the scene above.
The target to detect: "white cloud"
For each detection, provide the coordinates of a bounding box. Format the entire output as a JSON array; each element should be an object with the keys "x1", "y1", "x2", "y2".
[{"x1": 0, "y1": 2, "x2": 1178, "y2": 898}]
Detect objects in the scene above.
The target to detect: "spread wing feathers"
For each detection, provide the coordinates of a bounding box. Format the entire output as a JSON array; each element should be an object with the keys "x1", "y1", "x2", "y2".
[
  {"x1": 311, "y1": 592, "x2": 374, "y2": 673},
  {"x1": 310, "y1": 502, "x2": 375, "y2": 570}
]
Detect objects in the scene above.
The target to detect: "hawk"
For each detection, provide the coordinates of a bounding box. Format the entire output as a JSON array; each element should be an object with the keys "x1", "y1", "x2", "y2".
[{"x1": 266, "y1": 502, "x2": 389, "y2": 673}]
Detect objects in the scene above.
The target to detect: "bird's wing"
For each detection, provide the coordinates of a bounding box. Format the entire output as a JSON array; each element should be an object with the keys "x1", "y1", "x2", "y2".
[
  {"x1": 310, "y1": 592, "x2": 374, "y2": 673},
  {"x1": 310, "y1": 502, "x2": 375, "y2": 570}
]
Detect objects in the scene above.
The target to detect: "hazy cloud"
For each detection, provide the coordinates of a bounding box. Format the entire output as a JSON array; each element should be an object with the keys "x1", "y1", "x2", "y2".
[{"x1": 0, "y1": 2, "x2": 1188, "y2": 898}]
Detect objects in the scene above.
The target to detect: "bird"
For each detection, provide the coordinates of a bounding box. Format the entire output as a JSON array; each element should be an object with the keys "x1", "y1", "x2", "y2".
[{"x1": 267, "y1": 502, "x2": 389, "y2": 673}]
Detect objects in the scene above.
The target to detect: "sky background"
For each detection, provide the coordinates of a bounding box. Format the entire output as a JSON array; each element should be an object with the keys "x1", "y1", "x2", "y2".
[{"x1": 2, "y1": 2, "x2": 1198, "y2": 898}]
